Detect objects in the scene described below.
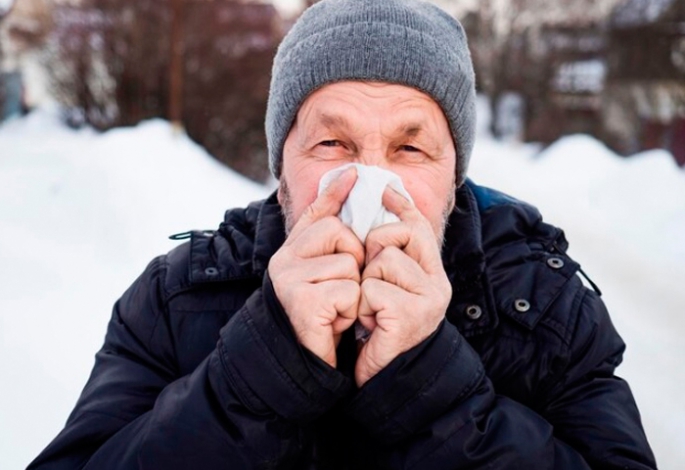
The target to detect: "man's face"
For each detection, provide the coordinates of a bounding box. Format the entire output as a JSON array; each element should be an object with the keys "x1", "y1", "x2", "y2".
[{"x1": 278, "y1": 81, "x2": 457, "y2": 241}]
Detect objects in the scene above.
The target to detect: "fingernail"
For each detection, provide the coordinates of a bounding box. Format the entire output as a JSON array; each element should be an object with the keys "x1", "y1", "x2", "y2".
[{"x1": 387, "y1": 185, "x2": 405, "y2": 198}]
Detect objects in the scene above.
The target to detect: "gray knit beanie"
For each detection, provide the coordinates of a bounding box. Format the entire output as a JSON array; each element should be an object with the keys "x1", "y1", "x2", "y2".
[{"x1": 265, "y1": 0, "x2": 476, "y2": 186}]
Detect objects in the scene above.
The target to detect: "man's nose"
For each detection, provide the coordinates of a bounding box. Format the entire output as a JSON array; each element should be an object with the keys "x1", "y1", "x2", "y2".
[{"x1": 356, "y1": 142, "x2": 389, "y2": 168}]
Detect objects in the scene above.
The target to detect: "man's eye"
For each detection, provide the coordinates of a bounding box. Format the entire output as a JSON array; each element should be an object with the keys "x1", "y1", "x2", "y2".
[
  {"x1": 399, "y1": 145, "x2": 420, "y2": 152},
  {"x1": 319, "y1": 140, "x2": 341, "y2": 147}
]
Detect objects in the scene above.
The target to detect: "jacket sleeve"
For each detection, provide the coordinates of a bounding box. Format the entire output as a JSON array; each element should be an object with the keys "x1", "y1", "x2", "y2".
[
  {"x1": 344, "y1": 286, "x2": 657, "y2": 469},
  {"x1": 28, "y1": 256, "x2": 352, "y2": 470}
]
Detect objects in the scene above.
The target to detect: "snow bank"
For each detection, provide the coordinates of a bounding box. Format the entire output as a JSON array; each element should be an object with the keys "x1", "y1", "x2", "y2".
[
  {"x1": 0, "y1": 109, "x2": 269, "y2": 469},
  {"x1": 1, "y1": 101, "x2": 684, "y2": 468},
  {"x1": 271, "y1": 0, "x2": 304, "y2": 16}
]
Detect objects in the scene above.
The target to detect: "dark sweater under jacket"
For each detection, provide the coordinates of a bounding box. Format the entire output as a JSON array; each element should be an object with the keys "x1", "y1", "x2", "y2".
[{"x1": 28, "y1": 180, "x2": 657, "y2": 469}]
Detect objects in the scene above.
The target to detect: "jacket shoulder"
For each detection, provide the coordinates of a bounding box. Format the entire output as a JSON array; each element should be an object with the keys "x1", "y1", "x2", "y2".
[
  {"x1": 161, "y1": 202, "x2": 264, "y2": 298},
  {"x1": 467, "y1": 180, "x2": 615, "y2": 363},
  {"x1": 465, "y1": 181, "x2": 576, "y2": 327},
  {"x1": 463, "y1": 183, "x2": 623, "y2": 409},
  {"x1": 113, "y1": 203, "x2": 265, "y2": 375},
  {"x1": 467, "y1": 179, "x2": 563, "y2": 252}
]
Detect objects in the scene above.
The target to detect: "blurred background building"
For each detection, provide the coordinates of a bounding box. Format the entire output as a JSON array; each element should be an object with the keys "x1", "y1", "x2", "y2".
[{"x1": 1, "y1": 0, "x2": 684, "y2": 177}]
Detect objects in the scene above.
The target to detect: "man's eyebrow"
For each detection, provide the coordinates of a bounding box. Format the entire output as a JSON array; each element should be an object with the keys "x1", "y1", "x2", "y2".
[
  {"x1": 399, "y1": 123, "x2": 423, "y2": 137},
  {"x1": 397, "y1": 122, "x2": 443, "y2": 152},
  {"x1": 313, "y1": 115, "x2": 432, "y2": 142},
  {"x1": 318, "y1": 113, "x2": 351, "y2": 129}
]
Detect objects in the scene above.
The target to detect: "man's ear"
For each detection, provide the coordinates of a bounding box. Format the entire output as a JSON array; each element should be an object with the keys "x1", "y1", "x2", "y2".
[{"x1": 277, "y1": 182, "x2": 285, "y2": 205}]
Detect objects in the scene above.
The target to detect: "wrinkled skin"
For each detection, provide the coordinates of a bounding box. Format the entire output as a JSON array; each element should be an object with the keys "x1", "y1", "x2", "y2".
[{"x1": 269, "y1": 81, "x2": 456, "y2": 386}]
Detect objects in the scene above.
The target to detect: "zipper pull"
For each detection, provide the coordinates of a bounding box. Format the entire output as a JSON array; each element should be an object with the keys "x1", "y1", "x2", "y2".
[{"x1": 168, "y1": 231, "x2": 193, "y2": 241}]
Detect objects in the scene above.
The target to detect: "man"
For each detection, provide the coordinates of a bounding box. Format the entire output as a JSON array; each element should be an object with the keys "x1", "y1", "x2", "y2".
[{"x1": 29, "y1": 0, "x2": 656, "y2": 468}]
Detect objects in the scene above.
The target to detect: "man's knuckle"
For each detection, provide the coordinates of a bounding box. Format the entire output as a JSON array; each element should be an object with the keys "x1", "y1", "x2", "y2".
[
  {"x1": 340, "y1": 254, "x2": 360, "y2": 274},
  {"x1": 348, "y1": 279, "x2": 362, "y2": 295},
  {"x1": 361, "y1": 277, "x2": 375, "y2": 290},
  {"x1": 339, "y1": 278, "x2": 358, "y2": 290},
  {"x1": 375, "y1": 246, "x2": 394, "y2": 264},
  {"x1": 388, "y1": 245, "x2": 406, "y2": 258}
]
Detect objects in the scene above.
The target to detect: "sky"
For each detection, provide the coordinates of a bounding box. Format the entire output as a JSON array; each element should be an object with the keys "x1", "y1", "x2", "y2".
[{"x1": 1, "y1": 99, "x2": 684, "y2": 468}]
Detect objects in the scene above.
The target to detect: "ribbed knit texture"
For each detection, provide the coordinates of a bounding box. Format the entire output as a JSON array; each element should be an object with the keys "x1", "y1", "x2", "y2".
[{"x1": 265, "y1": 0, "x2": 476, "y2": 185}]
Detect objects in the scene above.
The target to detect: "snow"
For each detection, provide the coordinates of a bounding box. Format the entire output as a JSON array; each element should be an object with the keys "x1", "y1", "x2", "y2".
[
  {"x1": 270, "y1": 0, "x2": 304, "y2": 17},
  {"x1": 2, "y1": 100, "x2": 685, "y2": 469}
]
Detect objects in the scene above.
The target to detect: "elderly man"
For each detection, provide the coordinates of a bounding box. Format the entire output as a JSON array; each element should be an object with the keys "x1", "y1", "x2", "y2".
[{"x1": 29, "y1": 0, "x2": 656, "y2": 469}]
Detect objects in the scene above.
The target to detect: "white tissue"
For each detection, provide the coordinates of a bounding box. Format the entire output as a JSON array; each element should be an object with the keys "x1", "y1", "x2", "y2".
[
  {"x1": 317, "y1": 163, "x2": 414, "y2": 243},
  {"x1": 317, "y1": 163, "x2": 414, "y2": 343}
]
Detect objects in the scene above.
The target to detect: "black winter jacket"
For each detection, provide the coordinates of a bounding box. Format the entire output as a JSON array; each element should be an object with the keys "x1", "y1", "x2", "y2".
[{"x1": 29, "y1": 180, "x2": 656, "y2": 469}]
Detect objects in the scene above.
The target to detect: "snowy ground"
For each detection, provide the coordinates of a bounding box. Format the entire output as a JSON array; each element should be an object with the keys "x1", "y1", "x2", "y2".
[{"x1": 1, "y1": 101, "x2": 684, "y2": 469}]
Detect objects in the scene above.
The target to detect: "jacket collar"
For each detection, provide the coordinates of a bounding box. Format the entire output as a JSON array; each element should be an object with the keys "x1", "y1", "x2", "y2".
[
  {"x1": 441, "y1": 181, "x2": 500, "y2": 337},
  {"x1": 251, "y1": 191, "x2": 286, "y2": 274}
]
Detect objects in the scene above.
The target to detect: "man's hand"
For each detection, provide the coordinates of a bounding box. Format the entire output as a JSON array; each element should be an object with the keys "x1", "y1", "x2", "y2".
[
  {"x1": 269, "y1": 168, "x2": 365, "y2": 368},
  {"x1": 356, "y1": 187, "x2": 452, "y2": 387}
]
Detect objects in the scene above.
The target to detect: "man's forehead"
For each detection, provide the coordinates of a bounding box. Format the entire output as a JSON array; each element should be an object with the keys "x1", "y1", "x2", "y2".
[
  {"x1": 296, "y1": 81, "x2": 443, "y2": 127},
  {"x1": 304, "y1": 80, "x2": 438, "y2": 104}
]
